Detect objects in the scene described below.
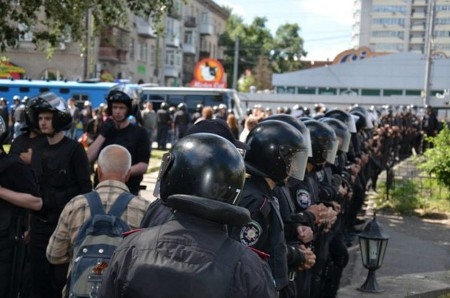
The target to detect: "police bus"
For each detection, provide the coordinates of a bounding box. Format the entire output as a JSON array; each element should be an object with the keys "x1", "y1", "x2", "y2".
[
  {"x1": 0, "y1": 79, "x2": 119, "y2": 109},
  {"x1": 140, "y1": 87, "x2": 245, "y2": 120}
]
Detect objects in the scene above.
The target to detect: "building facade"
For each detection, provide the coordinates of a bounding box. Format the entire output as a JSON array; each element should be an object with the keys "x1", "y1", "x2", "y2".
[
  {"x1": 352, "y1": 0, "x2": 450, "y2": 57},
  {"x1": 2, "y1": 0, "x2": 228, "y2": 86}
]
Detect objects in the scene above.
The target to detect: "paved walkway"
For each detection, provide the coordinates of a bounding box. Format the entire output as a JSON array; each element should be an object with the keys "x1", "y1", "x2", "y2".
[
  {"x1": 339, "y1": 158, "x2": 450, "y2": 297},
  {"x1": 139, "y1": 156, "x2": 450, "y2": 297}
]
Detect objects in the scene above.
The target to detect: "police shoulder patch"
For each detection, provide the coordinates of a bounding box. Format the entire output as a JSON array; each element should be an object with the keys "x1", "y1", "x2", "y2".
[
  {"x1": 296, "y1": 189, "x2": 311, "y2": 209},
  {"x1": 315, "y1": 170, "x2": 325, "y2": 182},
  {"x1": 239, "y1": 220, "x2": 262, "y2": 246}
]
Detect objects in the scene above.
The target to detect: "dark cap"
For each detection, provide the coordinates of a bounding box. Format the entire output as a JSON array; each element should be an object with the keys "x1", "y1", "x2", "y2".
[{"x1": 186, "y1": 119, "x2": 250, "y2": 151}]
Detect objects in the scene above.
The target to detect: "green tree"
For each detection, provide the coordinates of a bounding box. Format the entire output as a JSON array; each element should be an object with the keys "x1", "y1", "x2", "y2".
[
  {"x1": 418, "y1": 125, "x2": 450, "y2": 190},
  {"x1": 237, "y1": 70, "x2": 255, "y2": 92},
  {"x1": 270, "y1": 23, "x2": 307, "y2": 73},
  {"x1": 219, "y1": 12, "x2": 273, "y2": 88},
  {"x1": 253, "y1": 55, "x2": 272, "y2": 91},
  {"x1": 0, "y1": 0, "x2": 173, "y2": 51}
]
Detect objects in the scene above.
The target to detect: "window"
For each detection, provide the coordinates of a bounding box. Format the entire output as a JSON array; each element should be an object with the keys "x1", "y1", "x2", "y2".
[
  {"x1": 297, "y1": 87, "x2": 315, "y2": 95},
  {"x1": 405, "y1": 90, "x2": 421, "y2": 96},
  {"x1": 318, "y1": 87, "x2": 336, "y2": 95},
  {"x1": 361, "y1": 89, "x2": 380, "y2": 96},
  {"x1": 383, "y1": 89, "x2": 402, "y2": 96},
  {"x1": 165, "y1": 50, "x2": 175, "y2": 66},
  {"x1": 59, "y1": 88, "x2": 70, "y2": 94},
  {"x1": 19, "y1": 87, "x2": 30, "y2": 93},
  {"x1": 139, "y1": 41, "x2": 148, "y2": 62},
  {"x1": 39, "y1": 87, "x2": 50, "y2": 93},
  {"x1": 184, "y1": 30, "x2": 195, "y2": 45},
  {"x1": 201, "y1": 12, "x2": 210, "y2": 24}
]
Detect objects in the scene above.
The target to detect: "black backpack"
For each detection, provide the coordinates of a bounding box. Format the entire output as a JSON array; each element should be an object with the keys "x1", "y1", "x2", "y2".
[{"x1": 68, "y1": 191, "x2": 134, "y2": 298}]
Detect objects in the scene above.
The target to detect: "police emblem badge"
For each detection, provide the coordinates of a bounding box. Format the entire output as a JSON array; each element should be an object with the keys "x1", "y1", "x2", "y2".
[
  {"x1": 296, "y1": 189, "x2": 311, "y2": 209},
  {"x1": 239, "y1": 220, "x2": 262, "y2": 246}
]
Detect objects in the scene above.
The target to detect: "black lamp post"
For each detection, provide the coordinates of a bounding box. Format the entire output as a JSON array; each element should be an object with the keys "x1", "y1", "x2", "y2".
[{"x1": 358, "y1": 213, "x2": 389, "y2": 293}]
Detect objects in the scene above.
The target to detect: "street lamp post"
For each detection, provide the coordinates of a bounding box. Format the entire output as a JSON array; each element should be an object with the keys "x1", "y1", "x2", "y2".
[{"x1": 358, "y1": 213, "x2": 389, "y2": 293}]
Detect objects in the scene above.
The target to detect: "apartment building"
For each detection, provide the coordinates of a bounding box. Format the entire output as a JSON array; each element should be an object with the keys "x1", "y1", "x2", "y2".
[
  {"x1": 352, "y1": 0, "x2": 450, "y2": 57},
  {"x1": 3, "y1": 0, "x2": 229, "y2": 86}
]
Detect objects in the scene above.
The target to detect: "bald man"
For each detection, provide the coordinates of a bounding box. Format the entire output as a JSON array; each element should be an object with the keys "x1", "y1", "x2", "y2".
[{"x1": 46, "y1": 144, "x2": 150, "y2": 296}]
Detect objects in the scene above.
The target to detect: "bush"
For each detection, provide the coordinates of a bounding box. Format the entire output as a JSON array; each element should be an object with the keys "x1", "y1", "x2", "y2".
[{"x1": 418, "y1": 125, "x2": 450, "y2": 190}]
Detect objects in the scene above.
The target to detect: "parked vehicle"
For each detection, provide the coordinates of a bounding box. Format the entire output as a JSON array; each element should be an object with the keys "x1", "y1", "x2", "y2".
[
  {"x1": 0, "y1": 79, "x2": 118, "y2": 109},
  {"x1": 140, "y1": 87, "x2": 245, "y2": 119}
]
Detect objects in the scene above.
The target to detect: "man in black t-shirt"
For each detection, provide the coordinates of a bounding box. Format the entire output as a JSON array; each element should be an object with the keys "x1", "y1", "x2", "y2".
[
  {"x1": 27, "y1": 92, "x2": 92, "y2": 298},
  {"x1": 87, "y1": 90, "x2": 150, "y2": 195}
]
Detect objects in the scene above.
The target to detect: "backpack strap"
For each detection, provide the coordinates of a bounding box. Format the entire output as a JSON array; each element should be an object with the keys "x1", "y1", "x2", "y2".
[
  {"x1": 107, "y1": 192, "x2": 135, "y2": 217},
  {"x1": 85, "y1": 191, "x2": 106, "y2": 216}
]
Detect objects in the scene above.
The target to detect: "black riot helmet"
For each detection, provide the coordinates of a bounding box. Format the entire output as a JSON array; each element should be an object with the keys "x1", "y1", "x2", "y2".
[
  {"x1": 21, "y1": 96, "x2": 40, "y2": 132},
  {"x1": 196, "y1": 103, "x2": 204, "y2": 113},
  {"x1": 28, "y1": 92, "x2": 72, "y2": 132},
  {"x1": 349, "y1": 106, "x2": 374, "y2": 130},
  {"x1": 177, "y1": 102, "x2": 187, "y2": 111},
  {"x1": 244, "y1": 120, "x2": 309, "y2": 182},
  {"x1": 154, "y1": 133, "x2": 246, "y2": 204},
  {"x1": 304, "y1": 119, "x2": 338, "y2": 166},
  {"x1": 324, "y1": 109, "x2": 357, "y2": 133},
  {"x1": 160, "y1": 102, "x2": 169, "y2": 110},
  {"x1": 263, "y1": 114, "x2": 312, "y2": 157},
  {"x1": 350, "y1": 110, "x2": 373, "y2": 132},
  {"x1": 106, "y1": 90, "x2": 133, "y2": 117},
  {"x1": 319, "y1": 117, "x2": 351, "y2": 153},
  {"x1": 0, "y1": 114, "x2": 10, "y2": 145}
]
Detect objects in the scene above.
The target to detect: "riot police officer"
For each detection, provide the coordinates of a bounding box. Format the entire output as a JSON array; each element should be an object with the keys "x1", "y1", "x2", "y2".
[
  {"x1": 0, "y1": 116, "x2": 41, "y2": 298},
  {"x1": 101, "y1": 133, "x2": 277, "y2": 298},
  {"x1": 229, "y1": 120, "x2": 311, "y2": 295}
]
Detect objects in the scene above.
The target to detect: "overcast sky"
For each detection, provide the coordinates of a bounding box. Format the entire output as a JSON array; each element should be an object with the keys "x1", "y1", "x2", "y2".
[{"x1": 214, "y1": 0, "x2": 354, "y2": 61}]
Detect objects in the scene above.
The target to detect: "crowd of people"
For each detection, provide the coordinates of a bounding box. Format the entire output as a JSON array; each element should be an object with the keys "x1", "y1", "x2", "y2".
[{"x1": 0, "y1": 88, "x2": 443, "y2": 298}]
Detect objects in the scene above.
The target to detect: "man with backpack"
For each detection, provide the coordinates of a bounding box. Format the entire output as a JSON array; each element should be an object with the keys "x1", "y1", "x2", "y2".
[{"x1": 46, "y1": 144, "x2": 150, "y2": 298}]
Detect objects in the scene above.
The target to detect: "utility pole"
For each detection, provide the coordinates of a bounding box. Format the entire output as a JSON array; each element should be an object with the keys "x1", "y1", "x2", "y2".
[
  {"x1": 232, "y1": 37, "x2": 239, "y2": 90},
  {"x1": 423, "y1": 0, "x2": 435, "y2": 107},
  {"x1": 84, "y1": 8, "x2": 92, "y2": 79}
]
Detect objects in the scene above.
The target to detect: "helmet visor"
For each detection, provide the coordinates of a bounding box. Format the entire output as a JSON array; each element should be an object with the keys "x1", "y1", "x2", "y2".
[
  {"x1": 285, "y1": 150, "x2": 309, "y2": 181},
  {"x1": 339, "y1": 130, "x2": 352, "y2": 153},
  {"x1": 153, "y1": 152, "x2": 173, "y2": 200},
  {"x1": 347, "y1": 115, "x2": 357, "y2": 133},
  {"x1": 325, "y1": 138, "x2": 339, "y2": 164},
  {"x1": 303, "y1": 128, "x2": 313, "y2": 157}
]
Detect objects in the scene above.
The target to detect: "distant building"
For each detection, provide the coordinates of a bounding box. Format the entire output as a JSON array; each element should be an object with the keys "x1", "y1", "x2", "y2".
[
  {"x1": 352, "y1": 0, "x2": 450, "y2": 58},
  {"x1": 2, "y1": 0, "x2": 228, "y2": 86}
]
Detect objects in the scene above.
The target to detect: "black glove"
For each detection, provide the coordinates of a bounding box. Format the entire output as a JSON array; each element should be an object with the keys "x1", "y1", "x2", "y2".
[{"x1": 100, "y1": 118, "x2": 117, "y2": 138}]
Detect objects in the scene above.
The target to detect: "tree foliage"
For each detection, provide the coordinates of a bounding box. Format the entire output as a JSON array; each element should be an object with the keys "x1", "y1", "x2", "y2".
[
  {"x1": 418, "y1": 125, "x2": 450, "y2": 190},
  {"x1": 219, "y1": 10, "x2": 306, "y2": 89},
  {"x1": 270, "y1": 23, "x2": 307, "y2": 73},
  {"x1": 0, "y1": 0, "x2": 173, "y2": 51}
]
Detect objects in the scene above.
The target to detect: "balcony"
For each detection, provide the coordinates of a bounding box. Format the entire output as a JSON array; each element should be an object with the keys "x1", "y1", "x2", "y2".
[
  {"x1": 136, "y1": 20, "x2": 156, "y2": 38},
  {"x1": 165, "y1": 36, "x2": 180, "y2": 48},
  {"x1": 184, "y1": 16, "x2": 197, "y2": 28},
  {"x1": 411, "y1": 12, "x2": 426, "y2": 19},
  {"x1": 199, "y1": 22, "x2": 214, "y2": 35},
  {"x1": 410, "y1": 24, "x2": 425, "y2": 32},
  {"x1": 410, "y1": 37, "x2": 425, "y2": 44},
  {"x1": 411, "y1": 0, "x2": 427, "y2": 7},
  {"x1": 168, "y1": 9, "x2": 182, "y2": 20},
  {"x1": 183, "y1": 43, "x2": 196, "y2": 55},
  {"x1": 164, "y1": 65, "x2": 179, "y2": 78},
  {"x1": 98, "y1": 47, "x2": 118, "y2": 62}
]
